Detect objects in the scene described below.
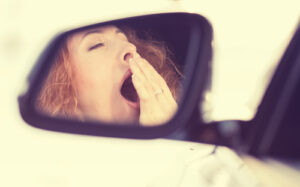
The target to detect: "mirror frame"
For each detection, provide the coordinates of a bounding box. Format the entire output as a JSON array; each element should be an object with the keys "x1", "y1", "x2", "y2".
[
  {"x1": 176, "y1": 23, "x2": 300, "y2": 155},
  {"x1": 18, "y1": 12, "x2": 213, "y2": 139}
]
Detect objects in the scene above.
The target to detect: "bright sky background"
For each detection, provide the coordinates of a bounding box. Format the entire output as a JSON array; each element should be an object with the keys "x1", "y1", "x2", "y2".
[{"x1": 0, "y1": 0, "x2": 300, "y2": 186}]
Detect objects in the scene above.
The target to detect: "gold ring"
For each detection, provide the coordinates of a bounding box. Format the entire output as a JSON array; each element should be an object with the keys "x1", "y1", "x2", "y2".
[{"x1": 154, "y1": 89, "x2": 164, "y2": 96}]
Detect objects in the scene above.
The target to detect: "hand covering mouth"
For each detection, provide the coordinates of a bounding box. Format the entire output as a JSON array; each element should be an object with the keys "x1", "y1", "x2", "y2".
[{"x1": 120, "y1": 70, "x2": 139, "y2": 105}]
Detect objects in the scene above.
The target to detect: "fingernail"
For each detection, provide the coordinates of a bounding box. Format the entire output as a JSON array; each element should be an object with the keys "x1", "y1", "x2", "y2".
[
  {"x1": 129, "y1": 58, "x2": 134, "y2": 66},
  {"x1": 131, "y1": 74, "x2": 136, "y2": 81}
]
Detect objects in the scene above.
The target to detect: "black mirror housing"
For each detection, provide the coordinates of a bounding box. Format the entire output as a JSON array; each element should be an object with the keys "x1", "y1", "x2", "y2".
[{"x1": 18, "y1": 13, "x2": 213, "y2": 139}]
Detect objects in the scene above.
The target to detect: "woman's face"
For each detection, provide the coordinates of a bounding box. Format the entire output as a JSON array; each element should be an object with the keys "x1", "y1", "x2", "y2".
[{"x1": 67, "y1": 25, "x2": 139, "y2": 123}]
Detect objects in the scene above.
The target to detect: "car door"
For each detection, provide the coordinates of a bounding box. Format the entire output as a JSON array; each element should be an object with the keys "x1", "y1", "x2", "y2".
[{"x1": 245, "y1": 22, "x2": 300, "y2": 158}]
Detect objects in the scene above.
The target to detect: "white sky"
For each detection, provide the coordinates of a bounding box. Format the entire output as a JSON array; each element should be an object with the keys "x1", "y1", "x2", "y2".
[{"x1": 181, "y1": 0, "x2": 300, "y2": 121}]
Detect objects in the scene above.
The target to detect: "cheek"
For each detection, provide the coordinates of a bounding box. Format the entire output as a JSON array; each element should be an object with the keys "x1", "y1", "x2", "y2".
[
  {"x1": 71, "y1": 55, "x2": 114, "y2": 89},
  {"x1": 73, "y1": 67, "x2": 106, "y2": 90}
]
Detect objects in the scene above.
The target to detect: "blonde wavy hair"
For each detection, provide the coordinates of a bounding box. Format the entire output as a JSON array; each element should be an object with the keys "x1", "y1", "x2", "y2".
[{"x1": 36, "y1": 26, "x2": 183, "y2": 119}]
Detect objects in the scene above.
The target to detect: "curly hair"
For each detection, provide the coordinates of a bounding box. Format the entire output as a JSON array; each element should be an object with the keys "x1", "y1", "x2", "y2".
[{"x1": 36, "y1": 26, "x2": 183, "y2": 119}]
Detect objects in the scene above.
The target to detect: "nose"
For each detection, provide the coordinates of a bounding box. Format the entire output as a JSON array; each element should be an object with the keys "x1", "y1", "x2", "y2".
[{"x1": 120, "y1": 42, "x2": 137, "y2": 64}]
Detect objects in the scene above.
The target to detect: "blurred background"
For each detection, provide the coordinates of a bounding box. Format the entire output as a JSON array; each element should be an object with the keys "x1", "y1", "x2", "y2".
[{"x1": 0, "y1": 0, "x2": 299, "y2": 186}]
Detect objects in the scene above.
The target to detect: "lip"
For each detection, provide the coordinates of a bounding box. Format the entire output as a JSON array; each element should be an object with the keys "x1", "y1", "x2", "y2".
[
  {"x1": 120, "y1": 69, "x2": 132, "y2": 90},
  {"x1": 122, "y1": 97, "x2": 140, "y2": 109},
  {"x1": 120, "y1": 69, "x2": 140, "y2": 109}
]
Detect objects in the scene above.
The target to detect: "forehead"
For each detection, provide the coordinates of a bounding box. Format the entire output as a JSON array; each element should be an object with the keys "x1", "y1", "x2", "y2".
[
  {"x1": 81, "y1": 25, "x2": 119, "y2": 37},
  {"x1": 67, "y1": 25, "x2": 118, "y2": 51}
]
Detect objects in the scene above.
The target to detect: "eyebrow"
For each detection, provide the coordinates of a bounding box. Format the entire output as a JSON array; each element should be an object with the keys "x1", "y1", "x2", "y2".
[{"x1": 81, "y1": 28, "x2": 123, "y2": 41}]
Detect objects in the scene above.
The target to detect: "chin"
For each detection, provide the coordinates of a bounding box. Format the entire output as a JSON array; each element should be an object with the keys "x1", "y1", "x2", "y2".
[{"x1": 114, "y1": 108, "x2": 139, "y2": 124}]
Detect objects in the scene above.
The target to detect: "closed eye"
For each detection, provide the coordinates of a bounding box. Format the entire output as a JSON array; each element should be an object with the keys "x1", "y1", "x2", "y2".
[{"x1": 88, "y1": 43, "x2": 104, "y2": 51}]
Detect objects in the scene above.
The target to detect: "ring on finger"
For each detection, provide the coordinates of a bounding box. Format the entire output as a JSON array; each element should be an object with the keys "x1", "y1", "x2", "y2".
[{"x1": 154, "y1": 89, "x2": 164, "y2": 96}]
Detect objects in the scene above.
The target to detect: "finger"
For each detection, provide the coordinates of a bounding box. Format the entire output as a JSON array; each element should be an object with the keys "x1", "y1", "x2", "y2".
[
  {"x1": 131, "y1": 55, "x2": 177, "y2": 124},
  {"x1": 135, "y1": 58, "x2": 178, "y2": 114},
  {"x1": 135, "y1": 57, "x2": 161, "y2": 84},
  {"x1": 134, "y1": 58, "x2": 171, "y2": 106},
  {"x1": 129, "y1": 58, "x2": 156, "y2": 97},
  {"x1": 136, "y1": 57, "x2": 174, "y2": 100},
  {"x1": 131, "y1": 73, "x2": 150, "y2": 101},
  {"x1": 130, "y1": 58, "x2": 165, "y2": 113},
  {"x1": 134, "y1": 59, "x2": 176, "y2": 115},
  {"x1": 132, "y1": 76, "x2": 165, "y2": 126},
  {"x1": 154, "y1": 89, "x2": 178, "y2": 116},
  {"x1": 129, "y1": 58, "x2": 147, "y2": 85}
]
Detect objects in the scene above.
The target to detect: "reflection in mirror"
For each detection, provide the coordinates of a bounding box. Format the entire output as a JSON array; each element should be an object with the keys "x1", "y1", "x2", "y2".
[{"x1": 35, "y1": 24, "x2": 184, "y2": 126}]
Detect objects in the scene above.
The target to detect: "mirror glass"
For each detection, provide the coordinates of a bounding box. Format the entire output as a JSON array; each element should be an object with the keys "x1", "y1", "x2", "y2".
[{"x1": 34, "y1": 18, "x2": 191, "y2": 127}]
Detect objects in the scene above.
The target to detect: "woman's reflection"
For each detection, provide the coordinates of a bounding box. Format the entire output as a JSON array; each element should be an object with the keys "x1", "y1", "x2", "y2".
[{"x1": 37, "y1": 25, "x2": 182, "y2": 126}]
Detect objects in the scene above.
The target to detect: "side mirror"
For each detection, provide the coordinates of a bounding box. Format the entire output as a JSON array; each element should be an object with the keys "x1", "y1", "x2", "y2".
[{"x1": 18, "y1": 13, "x2": 213, "y2": 139}]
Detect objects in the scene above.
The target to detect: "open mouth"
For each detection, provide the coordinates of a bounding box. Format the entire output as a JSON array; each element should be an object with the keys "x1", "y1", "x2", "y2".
[{"x1": 120, "y1": 70, "x2": 139, "y2": 108}]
